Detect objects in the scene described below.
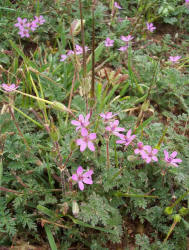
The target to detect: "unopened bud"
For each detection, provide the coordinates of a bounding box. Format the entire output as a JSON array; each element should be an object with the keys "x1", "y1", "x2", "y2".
[
  {"x1": 141, "y1": 100, "x2": 150, "y2": 111},
  {"x1": 72, "y1": 200, "x2": 79, "y2": 217},
  {"x1": 52, "y1": 101, "x2": 68, "y2": 112},
  {"x1": 70, "y1": 19, "x2": 85, "y2": 36},
  {"x1": 127, "y1": 155, "x2": 138, "y2": 162},
  {"x1": 164, "y1": 206, "x2": 173, "y2": 215},
  {"x1": 179, "y1": 207, "x2": 189, "y2": 216},
  {"x1": 174, "y1": 214, "x2": 181, "y2": 223},
  {"x1": 60, "y1": 202, "x2": 69, "y2": 215}
]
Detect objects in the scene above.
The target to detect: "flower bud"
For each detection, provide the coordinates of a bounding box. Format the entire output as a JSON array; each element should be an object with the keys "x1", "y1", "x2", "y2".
[
  {"x1": 141, "y1": 100, "x2": 150, "y2": 111},
  {"x1": 72, "y1": 200, "x2": 79, "y2": 217},
  {"x1": 70, "y1": 19, "x2": 85, "y2": 36},
  {"x1": 60, "y1": 202, "x2": 69, "y2": 215},
  {"x1": 164, "y1": 206, "x2": 173, "y2": 215},
  {"x1": 127, "y1": 155, "x2": 138, "y2": 162},
  {"x1": 179, "y1": 207, "x2": 189, "y2": 216},
  {"x1": 52, "y1": 101, "x2": 68, "y2": 112},
  {"x1": 173, "y1": 214, "x2": 181, "y2": 223}
]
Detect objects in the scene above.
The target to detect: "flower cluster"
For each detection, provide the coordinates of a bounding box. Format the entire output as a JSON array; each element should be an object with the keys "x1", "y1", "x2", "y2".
[
  {"x1": 100, "y1": 112, "x2": 136, "y2": 147},
  {"x1": 134, "y1": 142, "x2": 158, "y2": 163},
  {"x1": 60, "y1": 45, "x2": 89, "y2": 62},
  {"x1": 1, "y1": 83, "x2": 18, "y2": 92},
  {"x1": 133, "y1": 139, "x2": 182, "y2": 166},
  {"x1": 104, "y1": 34, "x2": 134, "y2": 52},
  {"x1": 99, "y1": 112, "x2": 182, "y2": 166},
  {"x1": 14, "y1": 16, "x2": 45, "y2": 38},
  {"x1": 71, "y1": 114, "x2": 96, "y2": 152},
  {"x1": 70, "y1": 110, "x2": 183, "y2": 192}
]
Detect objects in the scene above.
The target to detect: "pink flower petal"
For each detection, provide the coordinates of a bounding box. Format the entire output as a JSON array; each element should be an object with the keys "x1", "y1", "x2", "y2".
[
  {"x1": 78, "y1": 181, "x2": 84, "y2": 191},
  {"x1": 88, "y1": 141, "x2": 95, "y2": 151},
  {"x1": 72, "y1": 174, "x2": 78, "y2": 181},
  {"x1": 127, "y1": 129, "x2": 132, "y2": 137},
  {"x1": 172, "y1": 163, "x2": 178, "y2": 167},
  {"x1": 116, "y1": 140, "x2": 124, "y2": 144},
  {"x1": 172, "y1": 158, "x2": 182, "y2": 163},
  {"x1": 116, "y1": 133, "x2": 125, "y2": 139},
  {"x1": 76, "y1": 138, "x2": 83, "y2": 145},
  {"x1": 106, "y1": 126, "x2": 111, "y2": 131},
  {"x1": 81, "y1": 127, "x2": 88, "y2": 137},
  {"x1": 114, "y1": 120, "x2": 119, "y2": 126},
  {"x1": 80, "y1": 141, "x2": 87, "y2": 152},
  {"x1": 85, "y1": 113, "x2": 90, "y2": 123},
  {"x1": 152, "y1": 149, "x2": 158, "y2": 155},
  {"x1": 71, "y1": 120, "x2": 80, "y2": 126},
  {"x1": 89, "y1": 133, "x2": 96, "y2": 140},
  {"x1": 145, "y1": 158, "x2": 151, "y2": 163},
  {"x1": 130, "y1": 135, "x2": 136, "y2": 141},
  {"x1": 77, "y1": 166, "x2": 83, "y2": 175},
  {"x1": 170, "y1": 151, "x2": 177, "y2": 158},
  {"x1": 83, "y1": 177, "x2": 93, "y2": 184},
  {"x1": 79, "y1": 114, "x2": 84, "y2": 123},
  {"x1": 83, "y1": 170, "x2": 93, "y2": 178},
  {"x1": 100, "y1": 113, "x2": 105, "y2": 118},
  {"x1": 134, "y1": 148, "x2": 140, "y2": 154},
  {"x1": 164, "y1": 150, "x2": 169, "y2": 159},
  {"x1": 152, "y1": 156, "x2": 158, "y2": 162},
  {"x1": 116, "y1": 127, "x2": 125, "y2": 132},
  {"x1": 144, "y1": 145, "x2": 151, "y2": 152}
]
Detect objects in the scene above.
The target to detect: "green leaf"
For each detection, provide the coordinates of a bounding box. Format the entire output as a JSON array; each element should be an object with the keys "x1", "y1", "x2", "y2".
[
  {"x1": 114, "y1": 191, "x2": 158, "y2": 199},
  {"x1": 44, "y1": 224, "x2": 58, "y2": 250},
  {"x1": 67, "y1": 215, "x2": 115, "y2": 234},
  {"x1": 37, "y1": 205, "x2": 58, "y2": 219}
]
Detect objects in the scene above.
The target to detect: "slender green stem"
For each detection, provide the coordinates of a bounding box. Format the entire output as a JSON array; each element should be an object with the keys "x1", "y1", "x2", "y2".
[
  {"x1": 106, "y1": 135, "x2": 110, "y2": 169},
  {"x1": 91, "y1": 0, "x2": 96, "y2": 100},
  {"x1": 11, "y1": 105, "x2": 43, "y2": 128}
]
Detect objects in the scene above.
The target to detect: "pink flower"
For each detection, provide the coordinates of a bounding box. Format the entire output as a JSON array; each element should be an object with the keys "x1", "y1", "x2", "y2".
[
  {"x1": 169, "y1": 56, "x2": 181, "y2": 63},
  {"x1": 34, "y1": 15, "x2": 45, "y2": 25},
  {"x1": 116, "y1": 129, "x2": 136, "y2": 146},
  {"x1": 71, "y1": 113, "x2": 90, "y2": 131},
  {"x1": 76, "y1": 128, "x2": 96, "y2": 152},
  {"x1": 72, "y1": 166, "x2": 93, "y2": 191},
  {"x1": 146, "y1": 22, "x2": 156, "y2": 32},
  {"x1": 14, "y1": 17, "x2": 27, "y2": 29},
  {"x1": 18, "y1": 28, "x2": 30, "y2": 38},
  {"x1": 118, "y1": 45, "x2": 128, "y2": 51},
  {"x1": 100, "y1": 112, "x2": 117, "y2": 122},
  {"x1": 164, "y1": 150, "x2": 182, "y2": 167},
  {"x1": 104, "y1": 37, "x2": 114, "y2": 47},
  {"x1": 26, "y1": 20, "x2": 38, "y2": 31},
  {"x1": 186, "y1": 0, "x2": 189, "y2": 3},
  {"x1": 141, "y1": 146, "x2": 158, "y2": 163},
  {"x1": 106, "y1": 120, "x2": 125, "y2": 136},
  {"x1": 75, "y1": 45, "x2": 89, "y2": 55},
  {"x1": 120, "y1": 35, "x2": 134, "y2": 42},
  {"x1": 67, "y1": 50, "x2": 74, "y2": 56},
  {"x1": 1, "y1": 83, "x2": 18, "y2": 92},
  {"x1": 60, "y1": 54, "x2": 67, "y2": 62},
  {"x1": 114, "y1": 2, "x2": 122, "y2": 9},
  {"x1": 134, "y1": 142, "x2": 149, "y2": 155}
]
